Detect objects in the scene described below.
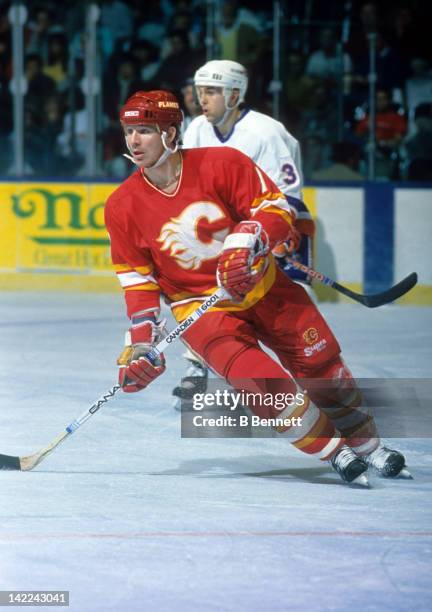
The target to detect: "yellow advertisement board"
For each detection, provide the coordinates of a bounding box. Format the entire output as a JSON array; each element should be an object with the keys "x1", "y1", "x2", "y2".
[{"x1": 0, "y1": 181, "x2": 119, "y2": 291}]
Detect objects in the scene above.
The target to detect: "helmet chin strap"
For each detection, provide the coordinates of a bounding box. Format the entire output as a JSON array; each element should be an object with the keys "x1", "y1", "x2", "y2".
[
  {"x1": 215, "y1": 109, "x2": 232, "y2": 128},
  {"x1": 123, "y1": 130, "x2": 178, "y2": 167},
  {"x1": 214, "y1": 88, "x2": 240, "y2": 128},
  {"x1": 123, "y1": 135, "x2": 139, "y2": 165},
  {"x1": 148, "y1": 131, "x2": 178, "y2": 168},
  {"x1": 122, "y1": 136, "x2": 136, "y2": 164}
]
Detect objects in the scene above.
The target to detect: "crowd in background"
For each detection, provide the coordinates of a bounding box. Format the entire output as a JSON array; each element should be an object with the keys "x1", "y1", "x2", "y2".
[{"x1": 0, "y1": 0, "x2": 431, "y2": 181}]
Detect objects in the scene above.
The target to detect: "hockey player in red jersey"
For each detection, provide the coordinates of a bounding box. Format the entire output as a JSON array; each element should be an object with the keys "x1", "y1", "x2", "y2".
[{"x1": 105, "y1": 90, "x2": 409, "y2": 485}]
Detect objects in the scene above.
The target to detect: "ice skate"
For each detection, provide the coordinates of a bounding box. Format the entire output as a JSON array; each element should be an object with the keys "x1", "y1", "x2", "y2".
[
  {"x1": 172, "y1": 359, "x2": 208, "y2": 411},
  {"x1": 330, "y1": 445, "x2": 369, "y2": 487},
  {"x1": 364, "y1": 445, "x2": 412, "y2": 478}
]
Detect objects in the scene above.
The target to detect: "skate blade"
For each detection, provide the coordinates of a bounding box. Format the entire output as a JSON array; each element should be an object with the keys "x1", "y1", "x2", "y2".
[
  {"x1": 350, "y1": 473, "x2": 370, "y2": 488},
  {"x1": 397, "y1": 468, "x2": 413, "y2": 479},
  {"x1": 377, "y1": 467, "x2": 413, "y2": 479}
]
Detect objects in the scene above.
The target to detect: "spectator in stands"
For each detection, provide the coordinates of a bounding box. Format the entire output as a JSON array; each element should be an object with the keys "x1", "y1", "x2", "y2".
[
  {"x1": 38, "y1": 95, "x2": 64, "y2": 175},
  {"x1": 63, "y1": 0, "x2": 87, "y2": 45},
  {"x1": 104, "y1": 53, "x2": 140, "y2": 123},
  {"x1": 136, "y1": 0, "x2": 167, "y2": 50},
  {"x1": 57, "y1": 88, "x2": 87, "y2": 173},
  {"x1": 346, "y1": 1, "x2": 380, "y2": 64},
  {"x1": 306, "y1": 27, "x2": 353, "y2": 88},
  {"x1": 154, "y1": 29, "x2": 204, "y2": 93},
  {"x1": 216, "y1": 0, "x2": 262, "y2": 71},
  {"x1": 312, "y1": 141, "x2": 364, "y2": 181},
  {"x1": 180, "y1": 77, "x2": 201, "y2": 134},
  {"x1": 351, "y1": 31, "x2": 404, "y2": 103},
  {"x1": 24, "y1": 53, "x2": 56, "y2": 111},
  {"x1": 356, "y1": 88, "x2": 407, "y2": 150},
  {"x1": 166, "y1": 9, "x2": 202, "y2": 51},
  {"x1": 43, "y1": 33, "x2": 69, "y2": 91},
  {"x1": 403, "y1": 103, "x2": 432, "y2": 181},
  {"x1": 26, "y1": 6, "x2": 60, "y2": 64},
  {"x1": 22, "y1": 94, "x2": 63, "y2": 175},
  {"x1": 282, "y1": 52, "x2": 316, "y2": 133},
  {"x1": 99, "y1": 0, "x2": 133, "y2": 62},
  {"x1": 356, "y1": 88, "x2": 407, "y2": 179},
  {"x1": 129, "y1": 40, "x2": 160, "y2": 89},
  {"x1": 405, "y1": 58, "x2": 432, "y2": 135},
  {"x1": 298, "y1": 82, "x2": 338, "y2": 171},
  {"x1": 389, "y1": 7, "x2": 430, "y2": 81}
]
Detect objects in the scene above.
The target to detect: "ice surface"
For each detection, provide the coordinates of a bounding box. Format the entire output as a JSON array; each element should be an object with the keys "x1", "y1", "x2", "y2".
[{"x1": 0, "y1": 292, "x2": 431, "y2": 611}]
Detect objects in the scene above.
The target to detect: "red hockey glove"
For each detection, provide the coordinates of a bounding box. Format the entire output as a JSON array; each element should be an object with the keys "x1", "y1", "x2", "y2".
[
  {"x1": 217, "y1": 220, "x2": 269, "y2": 301},
  {"x1": 117, "y1": 312, "x2": 166, "y2": 393}
]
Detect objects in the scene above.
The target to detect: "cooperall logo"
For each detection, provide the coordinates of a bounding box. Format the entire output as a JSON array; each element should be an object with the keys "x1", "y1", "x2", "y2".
[{"x1": 124, "y1": 110, "x2": 140, "y2": 116}]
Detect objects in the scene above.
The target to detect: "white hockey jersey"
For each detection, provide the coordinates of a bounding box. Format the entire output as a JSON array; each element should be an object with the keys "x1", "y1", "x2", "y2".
[{"x1": 183, "y1": 109, "x2": 304, "y2": 201}]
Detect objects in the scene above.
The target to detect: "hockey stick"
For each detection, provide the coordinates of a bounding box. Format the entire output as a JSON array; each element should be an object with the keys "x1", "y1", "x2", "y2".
[
  {"x1": 0, "y1": 288, "x2": 229, "y2": 471},
  {"x1": 284, "y1": 257, "x2": 417, "y2": 308}
]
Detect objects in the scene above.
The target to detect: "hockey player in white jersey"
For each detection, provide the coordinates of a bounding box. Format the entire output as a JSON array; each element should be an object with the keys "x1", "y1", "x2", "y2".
[{"x1": 173, "y1": 59, "x2": 315, "y2": 410}]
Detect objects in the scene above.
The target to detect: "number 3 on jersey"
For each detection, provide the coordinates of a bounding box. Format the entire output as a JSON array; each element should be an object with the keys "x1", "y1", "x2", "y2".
[{"x1": 282, "y1": 163, "x2": 298, "y2": 186}]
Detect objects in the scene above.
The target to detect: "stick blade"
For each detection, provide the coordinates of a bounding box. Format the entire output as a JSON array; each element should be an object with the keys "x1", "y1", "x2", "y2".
[
  {"x1": 362, "y1": 272, "x2": 418, "y2": 308},
  {"x1": 334, "y1": 273, "x2": 418, "y2": 308},
  {"x1": 0, "y1": 453, "x2": 22, "y2": 470}
]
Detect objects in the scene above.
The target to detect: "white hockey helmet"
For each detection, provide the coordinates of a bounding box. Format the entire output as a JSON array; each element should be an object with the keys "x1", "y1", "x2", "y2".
[{"x1": 194, "y1": 60, "x2": 248, "y2": 110}]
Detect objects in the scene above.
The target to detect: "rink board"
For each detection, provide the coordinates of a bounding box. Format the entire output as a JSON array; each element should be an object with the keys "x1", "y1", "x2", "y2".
[{"x1": 0, "y1": 180, "x2": 430, "y2": 304}]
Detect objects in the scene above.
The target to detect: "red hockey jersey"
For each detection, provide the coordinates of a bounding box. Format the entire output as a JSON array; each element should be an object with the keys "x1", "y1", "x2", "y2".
[{"x1": 104, "y1": 147, "x2": 295, "y2": 320}]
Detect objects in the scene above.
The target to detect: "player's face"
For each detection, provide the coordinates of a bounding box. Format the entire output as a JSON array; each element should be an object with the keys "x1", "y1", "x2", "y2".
[
  {"x1": 122, "y1": 124, "x2": 163, "y2": 168},
  {"x1": 196, "y1": 86, "x2": 226, "y2": 124}
]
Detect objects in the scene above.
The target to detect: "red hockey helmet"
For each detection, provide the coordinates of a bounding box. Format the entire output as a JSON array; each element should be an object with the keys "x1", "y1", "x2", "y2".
[{"x1": 119, "y1": 90, "x2": 183, "y2": 131}]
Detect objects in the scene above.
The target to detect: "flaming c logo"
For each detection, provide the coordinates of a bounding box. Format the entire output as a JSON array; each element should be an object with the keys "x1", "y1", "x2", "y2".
[
  {"x1": 303, "y1": 327, "x2": 319, "y2": 345},
  {"x1": 157, "y1": 202, "x2": 229, "y2": 270}
]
